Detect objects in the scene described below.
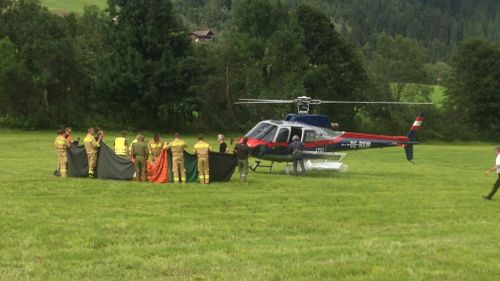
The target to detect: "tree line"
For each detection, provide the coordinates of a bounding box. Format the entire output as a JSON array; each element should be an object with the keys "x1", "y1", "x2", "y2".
[{"x1": 0, "y1": 0, "x2": 499, "y2": 140}]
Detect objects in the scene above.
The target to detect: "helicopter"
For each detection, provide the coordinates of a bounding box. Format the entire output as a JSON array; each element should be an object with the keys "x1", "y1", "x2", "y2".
[{"x1": 235, "y1": 96, "x2": 431, "y2": 172}]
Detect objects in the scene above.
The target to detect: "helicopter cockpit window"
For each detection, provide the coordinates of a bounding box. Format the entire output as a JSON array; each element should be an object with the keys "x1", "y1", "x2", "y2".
[
  {"x1": 303, "y1": 130, "x2": 316, "y2": 143},
  {"x1": 261, "y1": 126, "x2": 277, "y2": 142},
  {"x1": 246, "y1": 123, "x2": 278, "y2": 142},
  {"x1": 246, "y1": 123, "x2": 272, "y2": 139},
  {"x1": 275, "y1": 128, "x2": 290, "y2": 143}
]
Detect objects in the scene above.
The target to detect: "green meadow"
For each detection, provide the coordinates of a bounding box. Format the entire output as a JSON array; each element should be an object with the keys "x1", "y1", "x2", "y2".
[
  {"x1": 1, "y1": 130, "x2": 500, "y2": 280},
  {"x1": 40, "y1": 0, "x2": 106, "y2": 13}
]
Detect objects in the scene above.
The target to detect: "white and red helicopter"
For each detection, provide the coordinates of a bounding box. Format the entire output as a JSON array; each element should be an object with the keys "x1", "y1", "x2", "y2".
[{"x1": 236, "y1": 96, "x2": 430, "y2": 172}]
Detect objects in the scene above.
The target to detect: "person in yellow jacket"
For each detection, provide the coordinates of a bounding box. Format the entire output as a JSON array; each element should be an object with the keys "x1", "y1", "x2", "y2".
[
  {"x1": 114, "y1": 130, "x2": 129, "y2": 158},
  {"x1": 148, "y1": 133, "x2": 164, "y2": 164},
  {"x1": 194, "y1": 134, "x2": 212, "y2": 184},
  {"x1": 64, "y1": 127, "x2": 75, "y2": 144},
  {"x1": 83, "y1": 127, "x2": 102, "y2": 177},
  {"x1": 166, "y1": 133, "x2": 187, "y2": 183},
  {"x1": 54, "y1": 129, "x2": 71, "y2": 177}
]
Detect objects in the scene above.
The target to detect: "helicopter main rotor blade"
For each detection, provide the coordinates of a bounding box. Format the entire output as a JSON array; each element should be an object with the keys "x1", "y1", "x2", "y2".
[
  {"x1": 237, "y1": 99, "x2": 295, "y2": 103},
  {"x1": 320, "y1": 101, "x2": 433, "y2": 105},
  {"x1": 234, "y1": 101, "x2": 294, "y2": 104}
]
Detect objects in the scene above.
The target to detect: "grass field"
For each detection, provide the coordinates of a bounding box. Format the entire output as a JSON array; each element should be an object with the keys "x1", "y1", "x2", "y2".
[
  {"x1": 430, "y1": 85, "x2": 445, "y2": 106},
  {"x1": 41, "y1": 0, "x2": 106, "y2": 13},
  {"x1": 1, "y1": 130, "x2": 500, "y2": 280},
  {"x1": 390, "y1": 83, "x2": 446, "y2": 108}
]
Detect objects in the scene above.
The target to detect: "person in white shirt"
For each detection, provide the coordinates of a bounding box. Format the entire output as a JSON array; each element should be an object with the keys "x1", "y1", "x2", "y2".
[{"x1": 484, "y1": 147, "x2": 500, "y2": 200}]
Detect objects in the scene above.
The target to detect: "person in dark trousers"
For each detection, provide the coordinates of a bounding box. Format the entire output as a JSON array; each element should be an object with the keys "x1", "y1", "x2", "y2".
[
  {"x1": 234, "y1": 138, "x2": 250, "y2": 183},
  {"x1": 131, "y1": 135, "x2": 149, "y2": 182},
  {"x1": 484, "y1": 147, "x2": 500, "y2": 200},
  {"x1": 289, "y1": 135, "x2": 305, "y2": 176},
  {"x1": 218, "y1": 133, "x2": 228, "y2": 154}
]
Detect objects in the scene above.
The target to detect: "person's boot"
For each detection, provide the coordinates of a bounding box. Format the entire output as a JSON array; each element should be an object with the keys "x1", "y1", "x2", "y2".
[{"x1": 483, "y1": 195, "x2": 492, "y2": 200}]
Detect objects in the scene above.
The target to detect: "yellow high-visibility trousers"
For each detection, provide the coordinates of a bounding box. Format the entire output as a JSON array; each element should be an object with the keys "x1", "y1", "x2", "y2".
[
  {"x1": 172, "y1": 155, "x2": 186, "y2": 183},
  {"x1": 197, "y1": 157, "x2": 209, "y2": 184}
]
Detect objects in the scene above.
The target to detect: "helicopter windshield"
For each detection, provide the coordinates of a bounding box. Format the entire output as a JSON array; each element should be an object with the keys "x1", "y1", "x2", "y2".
[{"x1": 245, "y1": 123, "x2": 278, "y2": 141}]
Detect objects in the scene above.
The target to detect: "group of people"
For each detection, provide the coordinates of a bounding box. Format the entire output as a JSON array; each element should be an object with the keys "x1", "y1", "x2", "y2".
[{"x1": 54, "y1": 128, "x2": 253, "y2": 184}]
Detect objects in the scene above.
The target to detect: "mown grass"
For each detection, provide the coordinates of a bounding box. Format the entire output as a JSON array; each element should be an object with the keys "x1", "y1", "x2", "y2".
[
  {"x1": 390, "y1": 83, "x2": 446, "y2": 108},
  {"x1": 430, "y1": 85, "x2": 445, "y2": 106},
  {"x1": 1, "y1": 129, "x2": 500, "y2": 280},
  {"x1": 41, "y1": 0, "x2": 106, "y2": 13}
]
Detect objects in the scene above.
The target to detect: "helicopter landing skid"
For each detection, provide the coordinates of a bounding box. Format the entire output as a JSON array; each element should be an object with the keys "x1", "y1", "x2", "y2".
[
  {"x1": 250, "y1": 160, "x2": 274, "y2": 173},
  {"x1": 284, "y1": 153, "x2": 348, "y2": 174}
]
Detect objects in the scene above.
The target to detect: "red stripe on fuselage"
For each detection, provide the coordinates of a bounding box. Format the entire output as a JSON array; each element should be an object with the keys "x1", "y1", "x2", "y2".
[
  {"x1": 341, "y1": 132, "x2": 409, "y2": 143},
  {"x1": 245, "y1": 132, "x2": 410, "y2": 150}
]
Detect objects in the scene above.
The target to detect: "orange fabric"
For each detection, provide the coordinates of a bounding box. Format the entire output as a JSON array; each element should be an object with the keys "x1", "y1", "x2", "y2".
[{"x1": 147, "y1": 148, "x2": 169, "y2": 183}]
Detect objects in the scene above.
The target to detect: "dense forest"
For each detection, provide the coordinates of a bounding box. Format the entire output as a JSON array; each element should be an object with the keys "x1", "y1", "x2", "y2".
[
  {"x1": 177, "y1": 0, "x2": 500, "y2": 61},
  {"x1": 0, "y1": 0, "x2": 499, "y2": 140}
]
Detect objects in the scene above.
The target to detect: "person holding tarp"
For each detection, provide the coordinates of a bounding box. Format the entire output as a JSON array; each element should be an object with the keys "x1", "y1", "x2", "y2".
[
  {"x1": 234, "y1": 138, "x2": 250, "y2": 183},
  {"x1": 54, "y1": 129, "x2": 71, "y2": 177},
  {"x1": 114, "y1": 130, "x2": 129, "y2": 158},
  {"x1": 83, "y1": 128, "x2": 102, "y2": 178},
  {"x1": 131, "y1": 135, "x2": 149, "y2": 182},
  {"x1": 194, "y1": 134, "x2": 212, "y2": 184},
  {"x1": 65, "y1": 127, "x2": 76, "y2": 144},
  {"x1": 148, "y1": 133, "x2": 164, "y2": 164},
  {"x1": 218, "y1": 134, "x2": 228, "y2": 154},
  {"x1": 167, "y1": 133, "x2": 187, "y2": 183}
]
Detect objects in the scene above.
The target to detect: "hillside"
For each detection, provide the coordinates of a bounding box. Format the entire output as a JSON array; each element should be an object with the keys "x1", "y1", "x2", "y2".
[
  {"x1": 41, "y1": 0, "x2": 500, "y2": 61},
  {"x1": 41, "y1": 0, "x2": 106, "y2": 13}
]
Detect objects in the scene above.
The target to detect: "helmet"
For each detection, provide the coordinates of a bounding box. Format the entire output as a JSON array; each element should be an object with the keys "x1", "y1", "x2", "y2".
[{"x1": 292, "y1": 135, "x2": 300, "y2": 141}]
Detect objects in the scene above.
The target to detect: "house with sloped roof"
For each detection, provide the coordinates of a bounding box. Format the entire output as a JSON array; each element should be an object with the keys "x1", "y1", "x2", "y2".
[{"x1": 190, "y1": 30, "x2": 214, "y2": 43}]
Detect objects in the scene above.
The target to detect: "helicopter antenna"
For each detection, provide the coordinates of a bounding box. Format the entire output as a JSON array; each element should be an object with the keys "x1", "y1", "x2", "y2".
[{"x1": 235, "y1": 96, "x2": 432, "y2": 115}]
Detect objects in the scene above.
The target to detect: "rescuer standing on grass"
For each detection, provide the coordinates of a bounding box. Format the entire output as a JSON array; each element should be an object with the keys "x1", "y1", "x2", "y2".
[
  {"x1": 289, "y1": 135, "x2": 306, "y2": 176},
  {"x1": 83, "y1": 128, "x2": 102, "y2": 178},
  {"x1": 54, "y1": 129, "x2": 71, "y2": 177},
  {"x1": 234, "y1": 138, "x2": 250, "y2": 183},
  {"x1": 194, "y1": 134, "x2": 212, "y2": 184},
  {"x1": 131, "y1": 135, "x2": 149, "y2": 182},
  {"x1": 114, "y1": 130, "x2": 129, "y2": 158},
  {"x1": 218, "y1": 133, "x2": 228, "y2": 153},
  {"x1": 148, "y1": 133, "x2": 164, "y2": 164},
  {"x1": 64, "y1": 127, "x2": 75, "y2": 144},
  {"x1": 129, "y1": 135, "x2": 139, "y2": 158},
  {"x1": 167, "y1": 133, "x2": 187, "y2": 183},
  {"x1": 484, "y1": 147, "x2": 500, "y2": 200}
]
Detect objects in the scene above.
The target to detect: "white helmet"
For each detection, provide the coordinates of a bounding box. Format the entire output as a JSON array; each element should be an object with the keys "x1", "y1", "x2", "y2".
[{"x1": 292, "y1": 135, "x2": 300, "y2": 141}]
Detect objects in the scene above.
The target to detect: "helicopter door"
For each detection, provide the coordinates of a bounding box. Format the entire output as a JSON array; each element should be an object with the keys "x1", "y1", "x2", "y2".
[{"x1": 290, "y1": 127, "x2": 303, "y2": 143}]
